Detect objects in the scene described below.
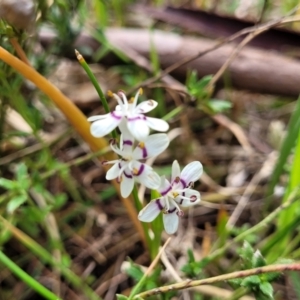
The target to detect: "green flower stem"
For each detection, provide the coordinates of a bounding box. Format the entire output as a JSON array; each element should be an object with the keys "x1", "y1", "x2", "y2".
[
  {"x1": 0, "y1": 215, "x2": 101, "y2": 300},
  {"x1": 0, "y1": 250, "x2": 61, "y2": 300},
  {"x1": 132, "y1": 185, "x2": 152, "y2": 256},
  {"x1": 135, "y1": 262, "x2": 300, "y2": 298},
  {"x1": 150, "y1": 189, "x2": 163, "y2": 259},
  {"x1": 75, "y1": 49, "x2": 117, "y2": 139},
  {"x1": 75, "y1": 49, "x2": 109, "y2": 113}
]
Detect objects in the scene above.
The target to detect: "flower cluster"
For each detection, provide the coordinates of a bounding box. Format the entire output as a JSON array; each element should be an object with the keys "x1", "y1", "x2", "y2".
[
  {"x1": 138, "y1": 160, "x2": 202, "y2": 234},
  {"x1": 88, "y1": 89, "x2": 203, "y2": 234}
]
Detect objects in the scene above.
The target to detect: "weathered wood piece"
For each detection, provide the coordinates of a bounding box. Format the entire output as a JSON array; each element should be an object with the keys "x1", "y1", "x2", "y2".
[{"x1": 40, "y1": 28, "x2": 300, "y2": 97}]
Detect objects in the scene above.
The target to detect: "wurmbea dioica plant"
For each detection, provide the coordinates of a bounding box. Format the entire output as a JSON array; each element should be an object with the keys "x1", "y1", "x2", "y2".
[{"x1": 88, "y1": 89, "x2": 203, "y2": 234}]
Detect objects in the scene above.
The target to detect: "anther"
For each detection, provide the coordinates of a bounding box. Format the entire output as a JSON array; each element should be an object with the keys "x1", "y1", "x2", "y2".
[
  {"x1": 190, "y1": 195, "x2": 197, "y2": 202},
  {"x1": 138, "y1": 142, "x2": 145, "y2": 149},
  {"x1": 172, "y1": 192, "x2": 179, "y2": 198},
  {"x1": 107, "y1": 90, "x2": 114, "y2": 97},
  {"x1": 177, "y1": 210, "x2": 184, "y2": 217},
  {"x1": 117, "y1": 89, "x2": 126, "y2": 97}
]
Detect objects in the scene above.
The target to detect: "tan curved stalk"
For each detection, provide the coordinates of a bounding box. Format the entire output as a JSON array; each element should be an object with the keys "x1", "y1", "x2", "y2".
[{"x1": 0, "y1": 46, "x2": 146, "y2": 246}]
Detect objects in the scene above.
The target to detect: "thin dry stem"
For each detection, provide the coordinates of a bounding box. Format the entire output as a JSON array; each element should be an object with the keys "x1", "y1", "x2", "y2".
[
  {"x1": 9, "y1": 38, "x2": 30, "y2": 65},
  {"x1": 212, "y1": 114, "x2": 253, "y2": 154},
  {"x1": 132, "y1": 13, "x2": 300, "y2": 93},
  {"x1": 227, "y1": 151, "x2": 277, "y2": 228},
  {"x1": 161, "y1": 251, "x2": 254, "y2": 300},
  {"x1": 135, "y1": 262, "x2": 300, "y2": 298}
]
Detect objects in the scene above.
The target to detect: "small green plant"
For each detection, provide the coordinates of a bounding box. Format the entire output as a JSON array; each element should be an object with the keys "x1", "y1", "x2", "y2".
[{"x1": 186, "y1": 70, "x2": 232, "y2": 114}]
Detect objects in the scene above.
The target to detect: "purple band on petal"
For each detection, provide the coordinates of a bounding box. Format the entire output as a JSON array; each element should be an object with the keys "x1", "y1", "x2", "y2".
[
  {"x1": 112, "y1": 111, "x2": 122, "y2": 120},
  {"x1": 124, "y1": 171, "x2": 133, "y2": 178},
  {"x1": 142, "y1": 147, "x2": 148, "y2": 158},
  {"x1": 180, "y1": 191, "x2": 185, "y2": 205},
  {"x1": 155, "y1": 199, "x2": 164, "y2": 211},
  {"x1": 180, "y1": 178, "x2": 187, "y2": 188},
  {"x1": 127, "y1": 116, "x2": 140, "y2": 121},
  {"x1": 134, "y1": 164, "x2": 145, "y2": 176},
  {"x1": 161, "y1": 185, "x2": 172, "y2": 196},
  {"x1": 128, "y1": 115, "x2": 146, "y2": 121},
  {"x1": 167, "y1": 207, "x2": 176, "y2": 213},
  {"x1": 123, "y1": 140, "x2": 133, "y2": 146}
]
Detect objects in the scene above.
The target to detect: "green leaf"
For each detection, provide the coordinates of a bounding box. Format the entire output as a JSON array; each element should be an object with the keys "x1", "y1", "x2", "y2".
[
  {"x1": 53, "y1": 193, "x2": 67, "y2": 210},
  {"x1": 186, "y1": 71, "x2": 213, "y2": 99},
  {"x1": 16, "y1": 163, "x2": 28, "y2": 182},
  {"x1": 263, "y1": 271, "x2": 281, "y2": 282},
  {"x1": 7, "y1": 194, "x2": 28, "y2": 213},
  {"x1": 238, "y1": 241, "x2": 255, "y2": 269},
  {"x1": 241, "y1": 275, "x2": 261, "y2": 287},
  {"x1": 259, "y1": 282, "x2": 273, "y2": 298},
  {"x1": 181, "y1": 250, "x2": 206, "y2": 277},
  {"x1": 206, "y1": 99, "x2": 232, "y2": 113},
  {"x1": 268, "y1": 98, "x2": 300, "y2": 197},
  {"x1": 0, "y1": 178, "x2": 17, "y2": 190},
  {"x1": 252, "y1": 250, "x2": 266, "y2": 268},
  {"x1": 125, "y1": 263, "x2": 144, "y2": 282},
  {"x1": 188, "y1": 248, "x2": 196, "y2": 261}
]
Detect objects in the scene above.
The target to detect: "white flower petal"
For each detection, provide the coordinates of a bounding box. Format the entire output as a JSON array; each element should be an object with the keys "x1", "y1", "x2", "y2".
[
  {"x1": 163, "y1": 212, "x2": 179, "y2": 234},
  {"x1": 135, "y1": 100, "x2": 158, "y2": 114},
  {"x1": 105, "y1": 162, "x2": 120, "y2": 180},
  {"x1": 90, "y1": 113, "x2": 122, "y2": 137},
  {"x1": 171, "y1": 160, "x2": 181, "y2": 183},
  {"x1": 146, "y1": 117, "x2": 169, "y2": 132},
  {"x1": 127, "y1": 117, "x2": 150, "y2": 141},
  {"x1": 119, "y1": 121, "x2": 135, "y2": 155},
  {"x1": 120, "y1": 174, "x2": 134, "y2": 198},
  {"x1": 88, "y1": 113, "x2": 110, "y2": 122},
  {"x1": 133, "y1": 133, "x2": 169, "y2": 160},
  {"x1": 140, "y1": 170, "x2": 161, "y2": 189},
  {"x1": 158, "y1": 176, "x2": 172, "y2": 196},
  {"x1": 175, "y1": 188, "x2": 201, "y2": 207},
  {"x1": 118, "y1": 119, "x2": 130, "y2": 136},
  {"x1": 180, "y1": 161, "x2": 203, "y2": 188},
  {"x1": 138, "y1": 197, "x2": 165, "y2": 222},
  {"x1": 131, "y1": 162, "x2": 161, "y2": 189}
]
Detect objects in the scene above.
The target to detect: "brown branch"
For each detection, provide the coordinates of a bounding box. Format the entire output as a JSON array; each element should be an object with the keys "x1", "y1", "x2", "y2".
[{"x1": 135, "y1": 262, "x2": 300, "y2": 298}]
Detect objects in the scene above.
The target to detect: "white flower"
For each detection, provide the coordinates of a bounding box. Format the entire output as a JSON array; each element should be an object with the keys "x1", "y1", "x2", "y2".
[
  {"x1": 138, "y1": 160, "x2": 203, "y2": 234},
  {"x1": 88, "y1": 89, "x2": 169, "y2": 141},
  {"x1": 104, "y1": 127, "x2": 169, "y2": 198}
]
